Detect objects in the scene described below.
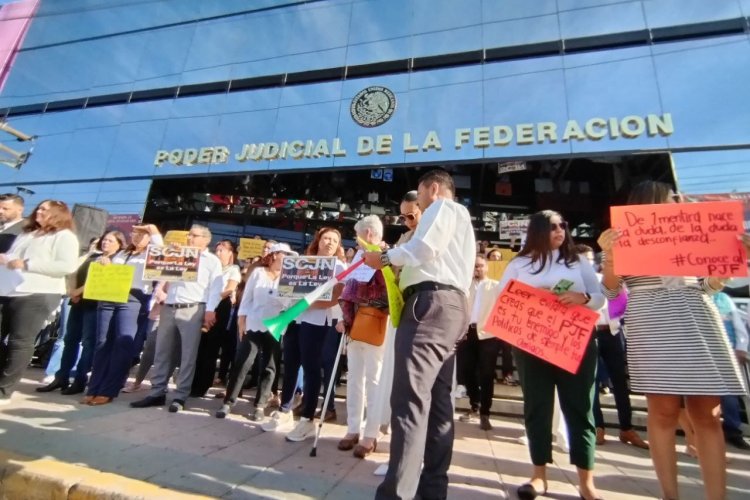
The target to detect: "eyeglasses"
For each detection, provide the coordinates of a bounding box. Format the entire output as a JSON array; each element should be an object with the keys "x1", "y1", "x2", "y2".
[
  {"x1": 398, "y1": 213, "x2": 417, "y2": 223},
  {"x1": 549, "y1": 222, "x2": 568, "y2": 231}
]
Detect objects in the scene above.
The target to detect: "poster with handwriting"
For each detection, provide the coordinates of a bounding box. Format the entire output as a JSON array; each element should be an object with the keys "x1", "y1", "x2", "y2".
[
  {"x1": 143, "y1": 245, "x2": 201, "y2": 282},
  {"x1": 611, "y1": 201, "x2": 747, "y2": 277},
  {"x1": 163, "y1": 230, "x2": 189, "y2": 246},
  {"x1": 483, "y1": 279, "x2": 599, "y2": 374},
  {"x1": 83, "y1": 263, "x2": 135, "y2": 303},
  {"x1": 277, "y1": 256, "x2": 336, "y2": 300},
  {"x1": 238, "y1": 238, "x2": 266, "y2": 260}
]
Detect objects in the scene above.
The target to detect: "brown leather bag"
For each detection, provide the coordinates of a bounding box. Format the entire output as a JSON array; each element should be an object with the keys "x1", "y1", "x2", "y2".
[{"x1": 349, "y1": 306, "x2": 388, "y2": 346}]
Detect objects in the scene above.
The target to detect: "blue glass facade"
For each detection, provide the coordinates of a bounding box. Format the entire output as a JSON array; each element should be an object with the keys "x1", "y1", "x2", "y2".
[{"x1": 0, "y1": 0, "x2": 749, "y2": 215}]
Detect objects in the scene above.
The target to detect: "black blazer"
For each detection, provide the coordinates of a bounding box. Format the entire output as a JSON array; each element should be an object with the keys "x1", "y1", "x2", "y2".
[{"x1": 0, "y1": 221, "x2": 24, "y2": 254}]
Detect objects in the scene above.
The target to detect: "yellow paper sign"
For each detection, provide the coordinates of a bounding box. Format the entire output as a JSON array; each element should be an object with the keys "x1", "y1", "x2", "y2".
[
  {"x1": 238, "y1": 238, "x2": 266, "y2": 260},
  {"x1": 163, "y1": 230, "x2": 189, "y2": 245},
  {"x1": 83, "y1": 263, "x2": 135, "y2": 303},
  {"x1": 357, "y1": 237, "x2": 404, "y2": 327},
  {"x1": 487, "y1": 261, "x2": 510, "y2": 280}
]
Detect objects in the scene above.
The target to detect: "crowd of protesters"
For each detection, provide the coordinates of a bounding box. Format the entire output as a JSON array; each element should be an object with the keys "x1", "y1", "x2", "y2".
[{"x1": 1, "y1": 173, "x2": 749, "y2": 500}]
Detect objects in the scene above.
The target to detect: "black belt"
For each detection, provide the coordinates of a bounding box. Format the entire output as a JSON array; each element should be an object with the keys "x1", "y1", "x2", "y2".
[
  {"x1": 595, "y1": 325, "x2": 611, "y2": 333},
  {"x1": 166, "y1": 302, "x2": 205, "y2": 309},
  {"x1": 402, "y1": 281, "x2": 463, "y2": 301}
]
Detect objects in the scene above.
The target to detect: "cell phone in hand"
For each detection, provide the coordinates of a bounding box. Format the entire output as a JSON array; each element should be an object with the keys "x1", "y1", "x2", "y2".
[{"x1": 552, "y1": 279, "x2": 574, "y2": 295}]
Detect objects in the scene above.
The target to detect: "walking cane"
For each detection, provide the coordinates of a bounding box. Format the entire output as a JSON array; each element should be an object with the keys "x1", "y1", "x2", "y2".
[{"x1": 310, "y1": 331, "x2": 346, "y2": 457}]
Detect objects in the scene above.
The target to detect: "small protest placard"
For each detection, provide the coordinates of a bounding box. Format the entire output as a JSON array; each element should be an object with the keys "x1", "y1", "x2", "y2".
[
  {"x1": 83, "y1": 263, "x2": 135, "y2": 303},
  {"x1": 238, "y1": 238, "x2": 266, "y2": 260},
  {"x1": 277, "y1": 256, "x2": 337, "y2": 300},
  {"x1": 483, "y1": 279, "x2": 600, "y2": 374},
  {"x1": 143, "y1": 245, "x2": 201, "y2": 282},
  {"x1": 487, "y1": 261, "x2": 509, "y2": 280},
  {"x1": 163, "y1": 230, "x2": 189, "y2": 246},
  {"x1": 611, "y1": 201, "x2": 747, "y2": 277}
]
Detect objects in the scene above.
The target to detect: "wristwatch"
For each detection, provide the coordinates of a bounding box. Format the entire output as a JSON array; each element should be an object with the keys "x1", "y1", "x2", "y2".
[{"x1": 379, "y1": 251, "x2": 391, "y2": 268}]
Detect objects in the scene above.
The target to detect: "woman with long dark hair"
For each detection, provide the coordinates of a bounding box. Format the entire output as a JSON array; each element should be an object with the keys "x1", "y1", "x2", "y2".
[
  {"x1": 191, "y1": 239, "x2": 242, "y2": 397},
  {"x1": 598, "y1": 180, "x2": 749, "y2": 500},
  {"x1": 497, "y1": 210, "x2": 604, "y2": 500},
  {"x1": 83, "y1": 224, "x2": 163, "y2": 405},
  {"x1": 38, "y1": 230, "x2": 126, "y2": 396},
  {"x1": 261, "y1": 227, "x2": 346, "y2": 440},
  {"x1": 0, "y1": 200, "x2": 79, "y2": 404}
]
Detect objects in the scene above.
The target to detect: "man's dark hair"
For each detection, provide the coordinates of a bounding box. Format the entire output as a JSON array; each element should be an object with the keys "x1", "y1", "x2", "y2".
[
  {"x1": 574, "y1": 243, "x2": 594, "y2": 255},
  {"x1": 418, "y1": 169, "x2": 454, "y2": 195},
  {"x1": 0, "y1": 193, "x2": 24, "y2": 206},
  {"x1": 402, "y1": 190, "x2": 418, "y2": 203}
]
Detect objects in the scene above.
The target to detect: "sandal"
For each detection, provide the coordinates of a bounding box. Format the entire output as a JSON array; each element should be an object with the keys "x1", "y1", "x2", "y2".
[
  {"x1": 337, "y1": 435, "x2": 359, "y2": 451},
  {"x1": 353, "y1": 439, "x2": 377, "y2": 458}
]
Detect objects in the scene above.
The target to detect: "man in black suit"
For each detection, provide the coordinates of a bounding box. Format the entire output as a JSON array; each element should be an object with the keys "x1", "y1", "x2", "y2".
[{"x1": 0, "y1": 194, "x2": 24, "y2": 254}]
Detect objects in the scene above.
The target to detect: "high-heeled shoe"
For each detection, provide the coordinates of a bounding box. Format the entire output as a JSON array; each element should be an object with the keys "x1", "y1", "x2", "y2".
[
  {"x1": 517, "y1": 480, "x2": 547, "y2": 500},
  {"x1": 36, "y1": 379, "x2": 68, "y2": 393},
  {"x1": 353, "y1": 439, "x2": 377, "y2": 458}
]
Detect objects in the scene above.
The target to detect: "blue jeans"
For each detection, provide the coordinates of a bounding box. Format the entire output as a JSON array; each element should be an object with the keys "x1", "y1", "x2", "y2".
[
  {"x1": 721, "y1": 395, "x2": 743, "y2": 436},
  {"x1": 45, "y1": 298, "x2": 71, "y2": 377},
  {"x1": 87, "y1": 290, "x2": 150, "y2": 398},
  {"x1": 280, "y1": 322, "x2": 301, "y2": 412},
  {"x1": 298, "y1": 321, "x2": 329, "y2": 419},
  {"x1": 56, "y1": 304, "x2": 98, "y2": 386}
]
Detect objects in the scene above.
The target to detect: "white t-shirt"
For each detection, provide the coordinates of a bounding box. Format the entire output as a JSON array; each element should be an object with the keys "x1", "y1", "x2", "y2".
[
  {"x1": 112, "y1": 234, "x2": 164, "y2": 294},
  {"x1": 297, "y1": 259, "x2": 347, "y2": 326}
]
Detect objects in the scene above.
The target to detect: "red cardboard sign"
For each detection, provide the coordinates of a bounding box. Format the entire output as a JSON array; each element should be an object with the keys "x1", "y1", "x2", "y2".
[
  {"x1": 483, "y1": 279, "x2": 599, "y2": 374},
  {"x1": 611, "y1": 201, "x2": 747, "y2": 277}
]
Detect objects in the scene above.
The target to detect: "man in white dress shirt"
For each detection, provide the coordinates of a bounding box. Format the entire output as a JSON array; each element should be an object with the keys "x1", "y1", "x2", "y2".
[
  {"x1": 0, "y1": 194, "x2": 24, "y2": 254},
  {"x1": 131, "y1": 224, "x2": 223, "y2": 412},
  {"x1": 364, "y1": 170, "x2": 476, "y2": 500}
]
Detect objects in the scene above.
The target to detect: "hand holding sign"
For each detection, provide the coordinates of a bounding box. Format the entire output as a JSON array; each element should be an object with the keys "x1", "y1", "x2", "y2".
[
  {"x1": 483, "y1": 279, "x2": 599, "y2": 374},
  {"x1": 610, "y1": 201, "x2": 747, "y2": 277}
]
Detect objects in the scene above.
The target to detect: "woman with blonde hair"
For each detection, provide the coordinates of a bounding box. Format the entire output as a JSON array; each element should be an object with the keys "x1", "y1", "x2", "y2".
[{"x1": 0, "y1": 200, "x2": 79, "y2": 403}]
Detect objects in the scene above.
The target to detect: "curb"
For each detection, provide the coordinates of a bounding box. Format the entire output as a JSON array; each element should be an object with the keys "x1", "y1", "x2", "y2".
[{"x1": 0, "y1": 450, "x2": 214, "y2": 500}]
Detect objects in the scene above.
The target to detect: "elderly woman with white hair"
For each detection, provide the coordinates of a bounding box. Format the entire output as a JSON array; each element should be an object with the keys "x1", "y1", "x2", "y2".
[{"x1": 335, "y1": 215, "x2": 389, "y2": 458}]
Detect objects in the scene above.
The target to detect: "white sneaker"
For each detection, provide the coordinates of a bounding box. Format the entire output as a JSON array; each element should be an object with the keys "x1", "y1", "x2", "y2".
[
  {"x1": 285, "y1": 417, "x2": 315, "y2": 442},
  {"x1": 261, "y1": 410, "x2": 293, "y2": 432},
  {"x1": 451, "y1": 384, "x2": 467, "y2": 399},
  {"x1": 517, "y1": 434, "x2": 528, "y2": 445},
  {"x1": 373, "y1": 463, "x2": 389, "y2": 476}
]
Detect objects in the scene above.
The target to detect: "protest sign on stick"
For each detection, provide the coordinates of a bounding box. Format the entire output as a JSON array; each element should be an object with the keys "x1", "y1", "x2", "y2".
[
  {"x1": 277, "y1": 256, "x2": 337, "y2": 300},
  {"x1": 483, "y1": 279, "x2": 600, "y2": 374},
  {"x1": 611, "y1": 201, "x2": 747, "y2": 277},
  {"x1": 83, "y1": 263, "x2": 135, "y2": 303},
  {"x1": 143, "y1": 245, "x2": 201, "y2": 282}
]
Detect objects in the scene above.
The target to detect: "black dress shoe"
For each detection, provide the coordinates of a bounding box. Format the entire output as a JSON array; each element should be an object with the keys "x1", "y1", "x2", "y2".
[
  {"x1": 61, "y1": 381, "x2": 86, "y2": 395},
  {"x1": 36, "y1": 379, "x2": 68, "y2": 393},
  {"x1": 517, "y1": 482, "x2": 547, "y2": 500},
  {"x1": 130, "y1": 395, "x2": 166, "y2": 408},
  {"x1": 727, "y1": 434, "x2": 750, "y2": 450},
  {"x1": 168, "y1": 399, "x2": 185, "y2": 413}
]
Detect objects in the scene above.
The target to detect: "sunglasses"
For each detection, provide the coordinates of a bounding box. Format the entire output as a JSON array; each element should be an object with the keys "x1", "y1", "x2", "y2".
[
  {"x1": 398, "y1": 213, "x2": 417, "y2": 223},
  {"x1": 549, "y1": 221, "x2": 568, "y2": 231},
  {"x1": 669, "y1": 191, "x2": 684, "y2": 203}
]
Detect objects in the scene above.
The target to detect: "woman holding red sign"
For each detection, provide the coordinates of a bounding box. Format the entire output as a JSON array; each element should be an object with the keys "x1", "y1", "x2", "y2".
[
  {"x1": 497, "y1": 210, "x2": 604, "y2": 500},
  {"x1": 598, "y1": 180, "x2": 748, "y2": 500}
]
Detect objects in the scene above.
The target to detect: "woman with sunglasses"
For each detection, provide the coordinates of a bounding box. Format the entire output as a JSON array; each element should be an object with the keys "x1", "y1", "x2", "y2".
[
  {"x1": 0, "y1": 200, "x2": 79, "y2": 404},
  {"x1": 83, "y1": 224, "x2": 163, "y2": 405},
  {"x1": 497, "y1": 210, "x2": 604, "y2": 500},
  {"x1": 598, "y1": 180, "x2": 748, "y2": 500}
]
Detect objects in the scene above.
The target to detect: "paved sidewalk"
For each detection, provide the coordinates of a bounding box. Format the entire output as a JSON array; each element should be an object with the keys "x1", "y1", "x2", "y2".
[{"x1": 1, "y1": 368, "x2": 749, "y2": 499}]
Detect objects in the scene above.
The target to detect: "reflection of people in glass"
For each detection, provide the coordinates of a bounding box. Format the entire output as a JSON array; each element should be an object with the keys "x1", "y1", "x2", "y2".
[{"x1": 598, "y1": 180, "x2": 748, "y2": 500}]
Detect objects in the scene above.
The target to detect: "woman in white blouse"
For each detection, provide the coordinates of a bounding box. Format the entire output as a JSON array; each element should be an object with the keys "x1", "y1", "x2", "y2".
[
  {"x1": 83, "y1": 224, "x2": 163, "y2": 405},
  {"x1": 215, "y1": 242, "x2": 297, "y2": 421},
  {"x1": 0, "y1": 200, "x2": 79, "y2": 404},
  {"x1": 496, "y1": 210, "x2": 604, "y2": 500}
]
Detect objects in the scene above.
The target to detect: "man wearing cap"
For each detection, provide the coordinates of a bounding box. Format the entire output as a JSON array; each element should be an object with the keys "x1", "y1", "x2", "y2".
[
  {"x1": 363, "y1": 169, "x2": 475, "y2": 500},
  {"x1": 131, "y1": 224, "x2": 224, "y2": 412}
]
